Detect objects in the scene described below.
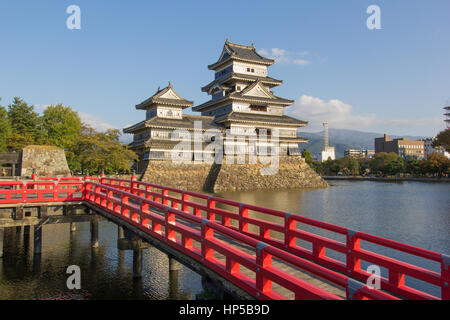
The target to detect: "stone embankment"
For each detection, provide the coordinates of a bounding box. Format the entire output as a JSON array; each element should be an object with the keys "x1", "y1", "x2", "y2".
[{"x1": 141, "y1": 156, "x2": 328, "y2": 192}]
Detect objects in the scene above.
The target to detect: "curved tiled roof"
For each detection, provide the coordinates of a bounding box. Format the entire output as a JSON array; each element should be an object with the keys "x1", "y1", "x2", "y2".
[
  {"x1": 201, "y1": 73, "x2": 283, "y2": 92},
  {"x1": 136, "y1": 82, "x2": 194, "y2": 110},
  {"x1": 208, "y1": 40, "x2": 275, "y2": 70},
  {"x1": 215, "y1": 111, "x2": 307, "y2": 127}
]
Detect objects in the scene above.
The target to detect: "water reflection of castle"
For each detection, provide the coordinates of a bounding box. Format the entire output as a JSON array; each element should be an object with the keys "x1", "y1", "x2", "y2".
[{"x1": 124, "y1": 40, "x2": 309, "y2": 171}]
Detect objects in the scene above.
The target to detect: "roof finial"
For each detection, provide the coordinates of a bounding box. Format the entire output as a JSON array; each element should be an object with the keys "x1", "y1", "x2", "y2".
[
  {"x1": 157, "y1": 86, "x2": 160, "y2": 91},
  {"x1": 226, "y1": 37, "x2": 229, "y2": 43},
  {"x1": 168, "y1": 81, "x2": 172, "y2": 88},
  {"x1": 251, "y1": 42, "x2": 255, "y2": 48}
]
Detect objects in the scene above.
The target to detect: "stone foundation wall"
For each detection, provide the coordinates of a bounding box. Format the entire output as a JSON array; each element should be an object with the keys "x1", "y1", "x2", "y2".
[
  {"x1": 141, "y1": 161, "x2": 214, "y2": 191},
  {"x1": 140, "y1": 156, "x2": 328, "y2": 192},
  {"x1": 212, "y1": 156, "x2": 328, "y2": 192},
  {"x1": 20, "y1": 145, "x2": 71, "y2": 177}
]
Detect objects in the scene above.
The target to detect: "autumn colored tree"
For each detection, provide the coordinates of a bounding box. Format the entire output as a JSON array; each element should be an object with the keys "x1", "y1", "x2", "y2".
[
  {"x1": 421, "y1": 153, "x2": 450, "y2": 177},
  {"x1": 70, "y1": 125, "x2": 137, "y2": 174}
]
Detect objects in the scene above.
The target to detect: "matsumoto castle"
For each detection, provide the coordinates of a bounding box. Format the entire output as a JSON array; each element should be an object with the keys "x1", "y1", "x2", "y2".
[{"x1": 124, "y1": 40, "x2": 308, "y2": 170}]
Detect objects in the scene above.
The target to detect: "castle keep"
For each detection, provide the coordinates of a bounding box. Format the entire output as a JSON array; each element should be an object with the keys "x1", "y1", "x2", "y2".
[{"x1": 123, "y1": 40, "x2": 328, "y2": 191}]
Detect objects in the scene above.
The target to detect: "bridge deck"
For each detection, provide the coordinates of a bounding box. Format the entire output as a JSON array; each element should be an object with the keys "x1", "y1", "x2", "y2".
[{"x1": 148, "y1": 203, "x2": 346, "y2": 299}]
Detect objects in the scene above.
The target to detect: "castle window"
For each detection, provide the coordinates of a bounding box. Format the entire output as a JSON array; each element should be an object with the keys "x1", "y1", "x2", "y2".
[
  {"x1": 255, "y1": 128, "x2": 271, "y2": 136},
  {"x1": 250, "y1": 105, "x2": 267, "y2": 112}
]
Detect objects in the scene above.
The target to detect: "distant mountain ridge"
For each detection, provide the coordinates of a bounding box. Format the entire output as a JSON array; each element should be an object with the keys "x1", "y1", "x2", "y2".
[{"x1": 299, "y1": 128, "x2": 428, "y2": 158}]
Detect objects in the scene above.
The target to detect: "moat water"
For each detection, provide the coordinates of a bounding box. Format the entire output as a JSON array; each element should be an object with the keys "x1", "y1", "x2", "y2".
[{"x1": 0, "y1": 180, "x2": 448, "y2": 299}]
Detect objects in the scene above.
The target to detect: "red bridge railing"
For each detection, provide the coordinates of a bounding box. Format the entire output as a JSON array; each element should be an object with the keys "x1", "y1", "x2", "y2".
[
  {"x1": 98, "y1": 177, "x2": 449, "y2": 300},
  {"x1": 0, "y1": 176, "x2": 448, "y2": 300},
  {"x1": 83, "y1": 180, "x2": 397, "y2": 300}
]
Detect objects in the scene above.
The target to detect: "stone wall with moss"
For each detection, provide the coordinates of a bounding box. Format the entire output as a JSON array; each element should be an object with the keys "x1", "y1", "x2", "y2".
[
  {"x1": 140, "y1": 156, "x2": 328, "y2": 192},
  {"x1": 20, "y1": 145, "x2": 71, "y2": 177}
]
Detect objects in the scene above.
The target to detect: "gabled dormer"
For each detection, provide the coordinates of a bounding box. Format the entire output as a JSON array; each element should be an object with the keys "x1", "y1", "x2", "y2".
[
  {"x1": 208, "y1": 82, "x2": 231, "y2": 101},
  {"x1": 135, "y1": 82, "x2": 194, "y2": 120},
  {"x1": 240, "y1": 80, "x2": 274, "y2": 99}
]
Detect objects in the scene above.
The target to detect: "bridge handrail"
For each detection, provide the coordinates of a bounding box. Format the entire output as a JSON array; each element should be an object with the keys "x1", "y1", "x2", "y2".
[
  {"x1": 1, "y1": 177, "x2": 447, "y2": 300},
  {"x1": 85, "y1": 181, "x2": 397, "y2": 300},
  {"x1": 99, "y1": 177, "x2": 449, "y2": 300},
  {"x1": 0, "y1": 179, "x2": 84, "y2": 204}
]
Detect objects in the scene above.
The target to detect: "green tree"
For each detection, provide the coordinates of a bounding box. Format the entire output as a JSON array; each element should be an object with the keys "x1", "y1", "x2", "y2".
[
  {"x1": 71, "y1": 125, "x2": 137, "y2": 174},
  {"x1": 0, "y1": 99, "x2": 12, "y2": 152},
  {"x1": 41, "y1": 104, "x2": 82, "y2": 150},
  {"x1": 348, "y1": 157, "x2": 360, "y2": 175},
  {"x1": 7, "y1": 97, "x2": 41, "y2": 151},
  {"x1": 301, "y1": 148, "x2": 313, "y2": 165},
  {"x1": 322, "y1": 158, "x2": 340, "y2": 175},
  {"x1": 405, "y1": 158, "x2": 422, "y2": 175},
  {"x1": 370, "y1": 152, "x2": 404, "y2": 176},
  {"x1": 432, "y1": 128, "x2": 450, "y2": 153}
]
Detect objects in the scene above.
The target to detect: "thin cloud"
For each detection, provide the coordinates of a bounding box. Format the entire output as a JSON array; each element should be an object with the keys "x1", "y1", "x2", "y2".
[
  {"x1": 79, "y1": 112, "x2": 115, "y2": 132},
  {"x1": 258, "y1": 48, "x2": 311, "y2": 66},
  {"x1": 293, "y1": 59, "x2": 310, "y2": 66},
  {"x1": 286, "y1": 95, "x2": 442, "y2": 133}
]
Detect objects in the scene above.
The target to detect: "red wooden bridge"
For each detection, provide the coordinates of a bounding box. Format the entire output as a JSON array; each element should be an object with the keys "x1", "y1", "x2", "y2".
[{"x1": 0, "y1": 176, "x2": 448, "y2": 300}]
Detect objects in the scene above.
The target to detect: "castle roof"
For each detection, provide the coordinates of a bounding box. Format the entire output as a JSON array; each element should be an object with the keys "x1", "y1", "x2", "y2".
[
  {"x1": 194, "y1": 80, "x2": 294, "y2": 111},
  {"x1": 135, "y1": 82, "x2": 194, "y2": 110},
  {"x1": 208, "y1": 40, "x2": 275, "y2": 70},
  {"x1": 215, "y1": 111, "x2": 307, "y2": 127},
  {"x1": 201, "y1": 73, "x2": 283, "y2": 92},
  {"x1": 123, "y1": 115, "x2": 220, "y2": 134}
]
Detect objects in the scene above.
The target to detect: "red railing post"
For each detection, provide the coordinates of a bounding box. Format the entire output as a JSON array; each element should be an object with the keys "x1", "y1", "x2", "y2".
[
  {"x1": 207, "y1": 196, "x2": 215, "y2": 221},
  {"x1": 83, "y1": 176, "x2": 90, "y2": 200},
  {"x1": 165, "y1": 208, "x2": 176, "y2": 242},
  {"x1": 146, "y1": 185, "x2": 152, "y2": 200},
  {"x1": 201, "y1": 219, "x2": 214, "y2": 262},
  {"x1": 181, "y1": 191, "x2": 189, "y2": 212},
  {"x1": 346, "y1": 230, "x2": 361, "y2": 276},
  {"x1": 130, "y1": 174, "x2": 137, "y2": 195},
  {"x1": 442, "y1": 254, "x2": 450, "y2": 300},
  {"x1": 162, "y1": 189, "x2": 169, "y2": 205},
  {"x1": 256, "y1": 241, "x2": 272, "y2": 299},
  {"x1": 106, "y1": 189, "x2": 113, "y2": 210},
  {"x1": 285, "y1": 213, "x2": 296, "y2": 249},
  {"x1": 239, "y1": 203, "x2": 248, "y2": 233},
  {"x1": 121, "y1": 193, "x2": 129, "y2": 218}
]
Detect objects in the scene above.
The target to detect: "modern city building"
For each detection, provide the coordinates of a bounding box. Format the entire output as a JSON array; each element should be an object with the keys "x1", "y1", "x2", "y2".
[
  {"x1": 124, "y1": 40, "x2": 309, "y2": 171},
  {"x1": 375, "y1": 134, "x2": 424, "y2": 159},
  {"x1": 344, "y1": 149, "x2": 375, "y2": 158}
]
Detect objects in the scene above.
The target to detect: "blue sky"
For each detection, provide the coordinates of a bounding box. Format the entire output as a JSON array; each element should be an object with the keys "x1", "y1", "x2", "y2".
[{"x1": 1, "y1": 0, "x2": 449, "y2": 138}]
